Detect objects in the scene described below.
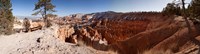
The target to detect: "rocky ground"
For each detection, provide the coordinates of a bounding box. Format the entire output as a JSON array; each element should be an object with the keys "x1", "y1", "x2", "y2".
[{"x1": 0, "y1": 25, "x2": 115, "y2": 54}]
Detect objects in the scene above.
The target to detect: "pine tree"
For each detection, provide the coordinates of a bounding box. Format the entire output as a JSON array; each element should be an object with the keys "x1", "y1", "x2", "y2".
[
  {"x1": 188, "y1": 0, "x2": 200, "y2": 19},
  {"x1": 0, "y1": 0, "x2": 14, "y2": 35},
  {"x1": 162, "y1": 3, "x2": 182, "y2": 16},
  {"x1": 32, "y1": 0, "x2": 56, "y2": 27}
]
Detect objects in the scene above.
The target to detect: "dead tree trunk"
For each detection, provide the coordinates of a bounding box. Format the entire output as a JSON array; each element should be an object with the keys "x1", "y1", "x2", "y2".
[{"x1": 181, "y1": 0, "x2": 200, "y2": 54}]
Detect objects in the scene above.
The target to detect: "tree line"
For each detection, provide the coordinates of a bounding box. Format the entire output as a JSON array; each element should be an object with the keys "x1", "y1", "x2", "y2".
[{"x1": 163, "y1": 0, "x2": 200, "y2": 20}]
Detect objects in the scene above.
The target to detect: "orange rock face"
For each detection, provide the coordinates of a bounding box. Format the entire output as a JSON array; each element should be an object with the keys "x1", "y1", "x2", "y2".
[
  {"x1": 31, "y1": 22, "x2": 45, "y2": 28},
  {"x1": 86, "y1": 12, "x2": 200, "y2": 54},
  {"x1": 57, "y1": 26, "x2": 75, "y2": 42},
  {"x1": 56, "y1": 12, "x2": 200, "y2": 54},
  {"x1": 57, "y1": 27, "x2": 67, "y2": 42}
]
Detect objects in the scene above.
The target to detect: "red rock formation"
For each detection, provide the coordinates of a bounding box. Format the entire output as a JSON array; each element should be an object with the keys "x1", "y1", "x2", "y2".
[
  {"x1": 110, "y1": 22, "x2": 181, "y2": 54},
  {"x1": 87, "y1": 12, "x2": 200, "y2": 54},
  {"x1": 57, "y1": 26, "x2": 75, "y2": 42},
  {"x1": 59, "y1": 12, "x2": 200, "y2": 54}
]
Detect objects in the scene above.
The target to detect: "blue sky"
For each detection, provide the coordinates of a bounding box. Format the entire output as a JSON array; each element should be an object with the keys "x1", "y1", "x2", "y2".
[{"x1": 11, "y1": 0, "x2": 190, "y2": 17}]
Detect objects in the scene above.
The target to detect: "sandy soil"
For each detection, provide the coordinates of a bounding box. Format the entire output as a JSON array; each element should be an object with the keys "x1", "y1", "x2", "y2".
[{"x1": 0, "y1": 25, "x2": 111, "y2": 54}]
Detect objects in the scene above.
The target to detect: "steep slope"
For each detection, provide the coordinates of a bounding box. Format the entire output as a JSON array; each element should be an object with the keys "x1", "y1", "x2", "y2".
[
  {"x1": 74, "y1": 12, "x2": 200, "y2": 54},
  {"x1": 50, "y1": 11, "x2": 200, "y2": 54}
]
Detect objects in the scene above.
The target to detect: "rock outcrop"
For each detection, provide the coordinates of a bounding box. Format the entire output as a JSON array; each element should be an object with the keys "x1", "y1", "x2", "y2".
[{"x1": 57, "y1": 25, "x2": 75, "y2": 43}]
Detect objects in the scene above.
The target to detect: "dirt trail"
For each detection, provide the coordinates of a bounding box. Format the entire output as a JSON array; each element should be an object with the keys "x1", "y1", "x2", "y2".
[{"x1": 0, "y1": 25, "x2": 111, "y2": 54}]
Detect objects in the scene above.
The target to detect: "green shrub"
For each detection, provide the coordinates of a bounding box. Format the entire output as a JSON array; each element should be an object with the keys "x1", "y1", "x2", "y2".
[{"x1": 0, "y1": 0, "x2": 14, "y2": 35}]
